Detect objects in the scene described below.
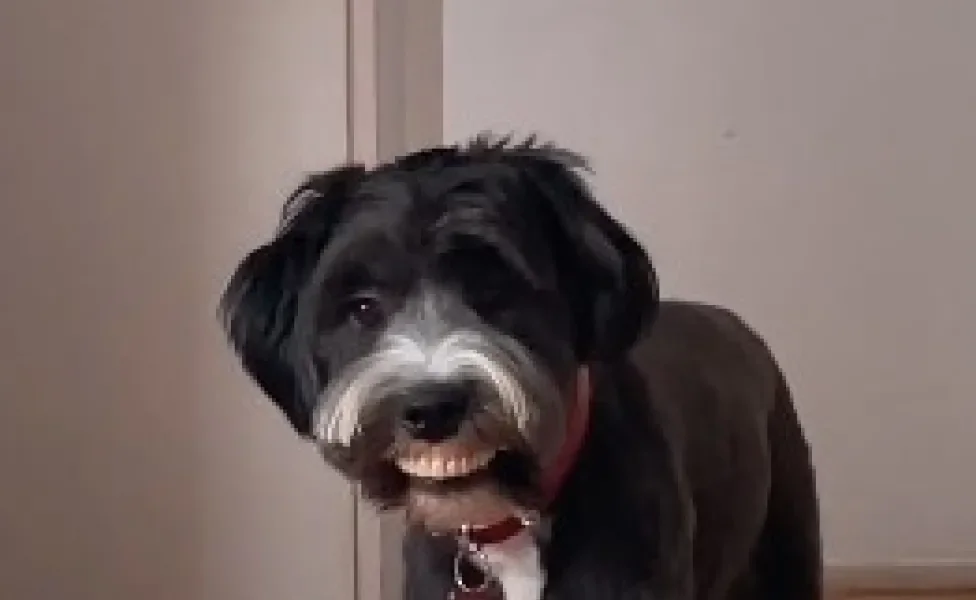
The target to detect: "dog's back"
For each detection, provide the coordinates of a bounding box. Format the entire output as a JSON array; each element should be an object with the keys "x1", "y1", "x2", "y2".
[{"x1": 630, "y1": 300, "x2": 821, "y2": 599}]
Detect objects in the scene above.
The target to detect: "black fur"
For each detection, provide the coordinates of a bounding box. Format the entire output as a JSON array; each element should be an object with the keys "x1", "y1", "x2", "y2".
[
  {"x1": 220, "y1": 165, "x2": 366, "y2": 432},
  {"x1": 218, "y1": 134, "x2": 822, "y2": 599},
  {"x1": 403, "y1": 302, "x2": 821, "y2": 600}
]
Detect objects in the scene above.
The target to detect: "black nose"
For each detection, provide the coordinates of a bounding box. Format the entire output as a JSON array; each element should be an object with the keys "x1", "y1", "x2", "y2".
[{"x1": 400, "y1": 383, "x2": 471, "y2": 442}]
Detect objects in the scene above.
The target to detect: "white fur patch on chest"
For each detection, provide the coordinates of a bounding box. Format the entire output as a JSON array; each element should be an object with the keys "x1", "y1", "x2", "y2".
[{"x1": 473, "y1": 529, "x2": 545, "y2": 600}]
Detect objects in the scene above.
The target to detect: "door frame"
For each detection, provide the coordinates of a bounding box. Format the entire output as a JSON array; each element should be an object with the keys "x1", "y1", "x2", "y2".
[{"x1": 345, "y1": 1, "x2": 444, "y2": 598}]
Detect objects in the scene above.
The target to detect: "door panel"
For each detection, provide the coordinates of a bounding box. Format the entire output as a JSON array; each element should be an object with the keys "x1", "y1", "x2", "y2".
[{"x1": 0, "y1": 1, "x2": 354, "y2": 599}]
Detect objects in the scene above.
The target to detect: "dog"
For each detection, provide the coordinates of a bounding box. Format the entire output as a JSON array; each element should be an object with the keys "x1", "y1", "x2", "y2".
[{"x1": 217, "y1": 135, "x2": 822, "y2": 600}]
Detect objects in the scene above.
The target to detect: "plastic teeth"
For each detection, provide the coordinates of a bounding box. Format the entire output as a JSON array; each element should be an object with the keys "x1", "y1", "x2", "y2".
[{"x1": 395, "y1": 447, "x2": 498, "y2": 479}]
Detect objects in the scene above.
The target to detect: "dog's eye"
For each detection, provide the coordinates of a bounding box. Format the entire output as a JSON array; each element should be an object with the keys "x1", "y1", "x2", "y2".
[{"x1": 342, "y1": 295, "x2": 385, "y2": 329}]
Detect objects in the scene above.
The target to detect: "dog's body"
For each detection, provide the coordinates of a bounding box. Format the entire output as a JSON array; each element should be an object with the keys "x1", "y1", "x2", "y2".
[
  {"x1": 218, "y1": 135, "x2": 821, "y2": 599},
  {"x1": 405, "y1": 300, "x2": 821, "y2": 599}
]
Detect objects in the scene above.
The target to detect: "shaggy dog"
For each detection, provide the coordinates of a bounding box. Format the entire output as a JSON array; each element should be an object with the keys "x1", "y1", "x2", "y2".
[{"x1": 217, "y1": 135, "x2": 822, "y2": 600}]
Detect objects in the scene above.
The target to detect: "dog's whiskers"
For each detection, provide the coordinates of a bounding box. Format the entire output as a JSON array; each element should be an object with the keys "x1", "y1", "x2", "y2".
[{"x1": 314, "y1": 327, "x2": 540, "y2": 446}]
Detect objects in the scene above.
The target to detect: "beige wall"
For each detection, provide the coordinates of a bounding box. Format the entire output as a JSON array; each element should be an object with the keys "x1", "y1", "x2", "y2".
[
  {"x1": 0, "y1": 2, "x2": 355, "y2": 599},
  {"x1": 444, "y1": 0, "x2": 976, "y2": 566}
]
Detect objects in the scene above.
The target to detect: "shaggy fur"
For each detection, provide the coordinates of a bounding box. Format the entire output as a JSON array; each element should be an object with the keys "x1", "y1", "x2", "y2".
[{"x1": 217, "y1": 134, "x2": 822, "y2": 599}]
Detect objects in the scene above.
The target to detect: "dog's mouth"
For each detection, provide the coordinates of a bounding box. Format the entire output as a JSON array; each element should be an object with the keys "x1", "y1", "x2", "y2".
[{"x1": 394, "y1": 444, "x2": 499, "y2": 480}]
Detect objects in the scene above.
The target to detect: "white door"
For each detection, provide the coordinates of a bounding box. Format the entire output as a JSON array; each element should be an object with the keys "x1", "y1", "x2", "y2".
[{"x1": 0, "y1": 2, "x2": 356, "y2": 599}]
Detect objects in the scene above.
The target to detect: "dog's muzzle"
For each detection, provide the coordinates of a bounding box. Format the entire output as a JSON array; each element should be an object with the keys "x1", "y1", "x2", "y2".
[{"x1": 312, "y1": 328, "x2": 557, "y2": 447}]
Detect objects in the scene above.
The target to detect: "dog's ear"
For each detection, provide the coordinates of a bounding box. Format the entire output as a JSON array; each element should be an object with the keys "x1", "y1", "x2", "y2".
[
  {"x1": 478, "y1": 136, "x2": 660, "y2": 360},
  {"x1": 561, "y1": 188, "x2": 659, "y2": 360},
  {"x1": 218, "y1": 165, "x2": 364, "y2": 435}
]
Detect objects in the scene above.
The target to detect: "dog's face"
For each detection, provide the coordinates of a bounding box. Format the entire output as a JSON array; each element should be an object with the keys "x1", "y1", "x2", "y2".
[{"x1": 219, "y1": 136, "x2": 657, "y2": 530}]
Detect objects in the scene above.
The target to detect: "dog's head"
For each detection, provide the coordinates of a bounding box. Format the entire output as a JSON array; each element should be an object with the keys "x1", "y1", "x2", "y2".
[{"x1": 218, "y1": 135, "x2": 658, "y2": 530}]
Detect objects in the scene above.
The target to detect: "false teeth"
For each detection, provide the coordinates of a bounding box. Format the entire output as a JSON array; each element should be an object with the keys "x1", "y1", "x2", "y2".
[{"x1": 396, "y1": 447, "x2": 497, "y2": 479}]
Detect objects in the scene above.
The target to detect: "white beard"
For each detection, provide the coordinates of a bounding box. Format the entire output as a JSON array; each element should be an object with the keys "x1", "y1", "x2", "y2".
[
  {"x1": 312, "y1": 287, "x2": 560, "y2": 448},
  {"x1": 315, "y1": 328, "x2": 535, "y2": 445}
]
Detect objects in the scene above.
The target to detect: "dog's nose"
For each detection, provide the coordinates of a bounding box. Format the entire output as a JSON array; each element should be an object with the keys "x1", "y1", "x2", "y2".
[{"x1": 400, "y1": 383, "x2": 471, "y2": 442}]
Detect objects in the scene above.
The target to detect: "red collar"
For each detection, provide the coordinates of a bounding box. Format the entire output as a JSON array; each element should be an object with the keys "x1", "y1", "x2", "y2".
[{"x1": 460, "y1": 366, "x2": 592, "y2": 547}]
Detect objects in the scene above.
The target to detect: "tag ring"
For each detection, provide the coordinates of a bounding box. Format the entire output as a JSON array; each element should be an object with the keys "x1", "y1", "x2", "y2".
[{"x1": 453, "y1": 551, "x2": 490, "y2": 593}]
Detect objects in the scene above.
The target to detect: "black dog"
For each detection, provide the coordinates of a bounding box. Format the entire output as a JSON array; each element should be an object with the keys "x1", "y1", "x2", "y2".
[{"x1": 218, "y1": 135, "x2": 822, "y2": 599}]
